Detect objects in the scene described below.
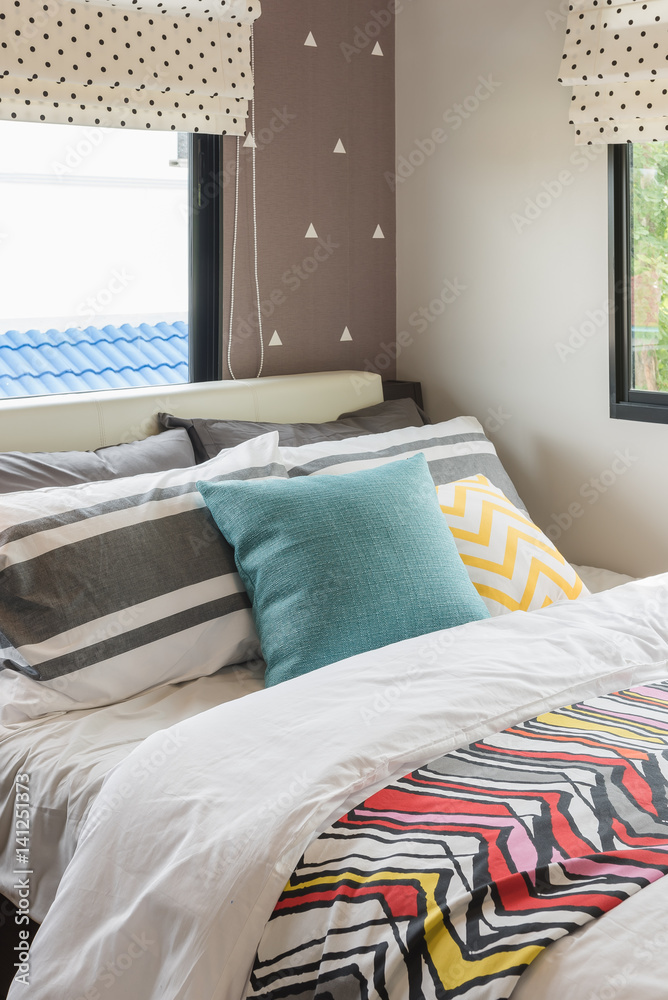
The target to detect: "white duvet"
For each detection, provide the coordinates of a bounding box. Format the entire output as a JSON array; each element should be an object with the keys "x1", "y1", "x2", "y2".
[
  {"x1": 9, "y1": 575, "x2": 668, "y2": 1000},
  {"x1": 0, "y1": 662, "x2": 266, "y2": 922}
]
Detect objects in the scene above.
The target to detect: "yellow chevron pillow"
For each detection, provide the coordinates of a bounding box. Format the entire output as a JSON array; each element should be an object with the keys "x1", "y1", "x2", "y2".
[{"x1": 437, "y1": 475, "x2": 588, "y2": 616}]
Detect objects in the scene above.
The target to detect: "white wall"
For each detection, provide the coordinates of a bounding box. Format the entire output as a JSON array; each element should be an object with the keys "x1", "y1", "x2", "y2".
[{"x1": 395, "y1": 0, "x2": 668, "y2": 578}]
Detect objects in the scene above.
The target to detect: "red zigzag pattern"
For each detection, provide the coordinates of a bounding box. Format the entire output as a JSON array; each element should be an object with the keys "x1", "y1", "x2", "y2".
[{"x1": 248, "y1": 681, "x2": 668, "y2": 1000}]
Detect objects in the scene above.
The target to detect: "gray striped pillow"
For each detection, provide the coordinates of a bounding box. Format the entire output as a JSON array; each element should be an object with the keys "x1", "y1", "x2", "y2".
[
  {"x1": 0, "y1": 432, "x2": 284, "y2": 722},
  {"x1": 279, "y1": 417, "x2": 527, "y2": 512}
]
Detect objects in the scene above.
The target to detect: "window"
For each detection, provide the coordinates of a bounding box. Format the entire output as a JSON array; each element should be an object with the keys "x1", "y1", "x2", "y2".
[
  {"x1": 610, "y1": 143, "x2": 668, "y2": 424},
  {"x1": 0, "y1": 122, "x2": 222, "y2": 398}
]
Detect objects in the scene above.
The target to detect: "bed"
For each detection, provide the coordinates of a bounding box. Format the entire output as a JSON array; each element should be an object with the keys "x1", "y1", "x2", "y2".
[{"x1": 0, "y1": 370, "x2": 665, "y2": 1000}]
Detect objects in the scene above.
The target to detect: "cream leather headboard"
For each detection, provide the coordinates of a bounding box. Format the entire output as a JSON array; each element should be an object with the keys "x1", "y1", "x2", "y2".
[{"x1": 0, "y1": 371, "x2": 384, "y2": 453}]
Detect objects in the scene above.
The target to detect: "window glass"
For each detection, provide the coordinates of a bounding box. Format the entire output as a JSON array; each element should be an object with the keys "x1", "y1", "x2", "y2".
[
  {"x1": 0, "y1": 121, "x2": 189, "y2": 397},
  {"x1": 630, "y1": 143, "x2": 668, "y2": 393}
]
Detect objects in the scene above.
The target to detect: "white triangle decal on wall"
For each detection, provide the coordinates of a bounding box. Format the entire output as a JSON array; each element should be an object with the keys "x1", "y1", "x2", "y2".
[
  {"x1": 305, "y1": 223, "x2": 318, "y2": 239},
  {"x1": 333, "y1": 139, "x2": 346, "y2": 154},
  {"x1": 269, "y1": 331, "x2": 283, "y2": 347},
  {"x1": 304, "y1": 32, "x2": 317, "y2": 47},
  {"x1": 373, "y1": 225, "x2": 385, "y2": 239},
  {"x1": 243, "y1": 133, "x2": 256, "y2": 148},
  {"x1": 340, "y1": 327, "x2": 353, "y2": 342},
  {"x1": 372, "y1": 42, "x2": 383, "y2": 56}
]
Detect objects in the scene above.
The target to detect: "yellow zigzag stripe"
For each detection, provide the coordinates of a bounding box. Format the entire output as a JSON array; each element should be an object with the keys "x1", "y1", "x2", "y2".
[
  {"x1": 537, "y1": 711, "x2": 664, "y2": 745},
  {"x1": 439, "y1": 484, "x2": 534, "y2": 546},
  {"x1": 580, "y1": 707, "x2": 668, "y2": 739},
  {"x1": 438, "y1": 477, "x2": 583, "y2": 610},
  {"x1": 473, "y1": 555, "x2": 582, "y2": 611},
  {"x1": 284, "y1": 869, "x2": 543, "y2": 989},
  {"x1": 442, "y1": 493, "x2": 563, "y2": 565}
]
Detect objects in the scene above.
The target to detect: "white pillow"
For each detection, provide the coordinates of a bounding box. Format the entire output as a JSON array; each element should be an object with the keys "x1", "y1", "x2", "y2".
[{"x1": 0, "y1": 432, "x2": 284, "y2": 721}]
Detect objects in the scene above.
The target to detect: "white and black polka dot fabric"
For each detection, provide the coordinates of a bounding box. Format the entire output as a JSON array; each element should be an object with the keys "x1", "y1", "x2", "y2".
[
  {"x1": 0, "y1": 0, "x2": 260, "y2": 134},
  {"x1": 560, "y1": 0, "x2": 668, "y2": 143}
]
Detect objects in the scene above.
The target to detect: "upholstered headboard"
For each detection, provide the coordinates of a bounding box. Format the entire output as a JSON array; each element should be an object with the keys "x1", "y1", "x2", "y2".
[{"x1": 0, "y1": 371, "x2": 384, "y2": 453}]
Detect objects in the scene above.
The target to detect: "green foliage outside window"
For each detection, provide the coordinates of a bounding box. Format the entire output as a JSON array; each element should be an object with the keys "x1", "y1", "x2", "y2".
[{"x1": 631, "y1": 143, "x2": 668, "y2": 392}]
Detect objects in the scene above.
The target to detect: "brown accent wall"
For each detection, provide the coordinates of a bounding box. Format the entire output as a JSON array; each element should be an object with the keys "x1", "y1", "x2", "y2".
[{"x1": 221, "y1": 0, "x2": 396, "y2": 380}]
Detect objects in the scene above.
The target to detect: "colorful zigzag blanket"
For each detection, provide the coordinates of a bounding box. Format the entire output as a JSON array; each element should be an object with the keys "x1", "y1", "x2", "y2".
[{"x1": 248, "y1": 681, "x2": 668, "y2": 999}]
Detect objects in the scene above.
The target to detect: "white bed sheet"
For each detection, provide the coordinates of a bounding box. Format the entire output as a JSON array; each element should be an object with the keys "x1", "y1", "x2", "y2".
[{"x1": 0, "y1": 661, "x2": 265, "y2": 921}]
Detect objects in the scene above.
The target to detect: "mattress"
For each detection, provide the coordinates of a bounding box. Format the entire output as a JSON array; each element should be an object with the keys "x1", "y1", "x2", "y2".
[{"x1": 0, "y1": 661, "x2": 265, "y2": 921}]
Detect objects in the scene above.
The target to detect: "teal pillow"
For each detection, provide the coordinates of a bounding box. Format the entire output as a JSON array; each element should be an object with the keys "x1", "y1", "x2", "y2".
[{"x1": 197, "y1": 453, "x2": 489, "y2": 686}]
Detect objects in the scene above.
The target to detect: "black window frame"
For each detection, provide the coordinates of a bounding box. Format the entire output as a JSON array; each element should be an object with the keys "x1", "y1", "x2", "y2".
[
  {"x1": 189, "y1": 132, "x2": 224, "y2": 383},
  {"x1": 609, "y1": 143, "x2": 668, "y2": 424}
]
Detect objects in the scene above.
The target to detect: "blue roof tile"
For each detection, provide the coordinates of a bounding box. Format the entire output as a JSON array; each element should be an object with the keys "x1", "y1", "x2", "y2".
[{"x1": 0, "y1": 321, "x2": 188, "y2": 398}]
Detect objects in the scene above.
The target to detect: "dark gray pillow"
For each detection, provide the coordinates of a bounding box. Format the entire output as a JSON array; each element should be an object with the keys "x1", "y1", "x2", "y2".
[
  {"x1": 158, "y1": 397, "x2": 426, "y2": 463},
  {"x1": 337, "y1": 397, "x2": 430, "y2": 425},
  {"x1": 0, "y1": 428, "x2": 196, "y2": 494}
]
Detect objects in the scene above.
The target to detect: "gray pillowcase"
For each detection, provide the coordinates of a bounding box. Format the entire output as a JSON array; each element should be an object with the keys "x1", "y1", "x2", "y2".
[
  {"x1": 279, "y1": 417, "x2": 529, "y2": 514},
  {"x1": 0, "y1": 428, "x2": 196, "y2": 494},
  {"x1": 158, "y1": 397, "x2": 426, "y2": 463}
]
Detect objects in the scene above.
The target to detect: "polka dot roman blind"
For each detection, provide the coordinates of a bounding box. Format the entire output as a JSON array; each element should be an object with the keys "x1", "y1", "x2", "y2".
[
  {"x1": 560, "y1": 0, "x2": 668, "y2": 143},
  {"x1": 0, "y1": 0, "x2": 261, "y2": 134}
]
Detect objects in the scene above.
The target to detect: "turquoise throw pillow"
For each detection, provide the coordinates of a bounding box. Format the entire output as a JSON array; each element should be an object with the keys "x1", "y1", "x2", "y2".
[{"x1": 197, "y1": 453, "x2": 489, "y2": 687}]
